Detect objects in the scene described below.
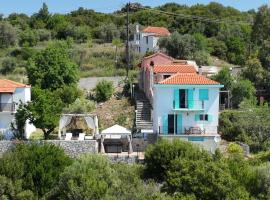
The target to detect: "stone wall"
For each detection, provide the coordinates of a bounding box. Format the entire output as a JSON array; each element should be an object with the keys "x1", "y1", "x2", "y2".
[{"x1": 0, "y1": 140, "x2": 98, "y2": 158}]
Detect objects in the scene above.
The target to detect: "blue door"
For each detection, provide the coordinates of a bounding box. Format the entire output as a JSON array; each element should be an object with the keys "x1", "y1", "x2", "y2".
[
  {"x1": 177, "y1": 114, "x2": 183, "y2": 134},
  {"x1": 162, "y1": 115, "x2": 168, "y2": 135}
]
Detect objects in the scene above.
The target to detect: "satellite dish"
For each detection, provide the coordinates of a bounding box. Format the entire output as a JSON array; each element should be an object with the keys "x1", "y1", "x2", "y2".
[{"x1": 214, "y1": 136, "x2": 221, "y2": 143}]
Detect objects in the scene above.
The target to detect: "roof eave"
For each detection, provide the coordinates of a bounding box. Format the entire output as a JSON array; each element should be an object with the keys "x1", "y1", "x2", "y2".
[{"x1": 154, "y1": 84, "x2": 224, "y2": 88}]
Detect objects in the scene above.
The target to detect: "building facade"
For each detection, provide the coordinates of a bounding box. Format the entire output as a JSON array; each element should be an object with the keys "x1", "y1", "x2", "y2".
[
  {"x1": 0, "y1": 79, "x2": 36, "y2": 139},
  {"x1": 132, "y1": 26, "x2": 170, "y2": 54}
]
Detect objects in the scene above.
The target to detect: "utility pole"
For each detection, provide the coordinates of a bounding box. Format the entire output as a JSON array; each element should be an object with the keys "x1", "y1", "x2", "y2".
[{"x1": 125, "y1": 2, "x2": 130, "y2": 79}]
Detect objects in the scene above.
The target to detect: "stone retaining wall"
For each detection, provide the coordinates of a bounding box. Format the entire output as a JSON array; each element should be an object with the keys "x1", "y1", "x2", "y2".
[{"x1": 0, "y1": 140, "x2": 98, "y2": 158}]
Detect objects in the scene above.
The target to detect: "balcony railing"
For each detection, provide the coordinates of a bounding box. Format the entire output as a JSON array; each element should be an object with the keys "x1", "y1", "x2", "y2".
[
  {"x1": 159, "y1": 126, "x2": 218, "y2": 135},
  {"x1": 173, "y1": 100, "x2": 205, "y2": 111},
  {"x1": 0, "y1": 103, "x2": 15, "y2": 112}
]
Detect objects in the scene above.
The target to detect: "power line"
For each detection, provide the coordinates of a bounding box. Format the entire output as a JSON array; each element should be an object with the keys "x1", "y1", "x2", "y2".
[{"x1": 140, "y1": 7, "x2": 253, "y2": 26}]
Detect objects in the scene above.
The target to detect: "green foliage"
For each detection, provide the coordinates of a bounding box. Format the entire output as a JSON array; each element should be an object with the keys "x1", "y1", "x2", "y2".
[
  {"x1": 19, "y1": 29, "x2": 38, "y2": 47},
  {"x1": 0, "y1": 57, "x2": 17, "y2": 75},
  {"x1": 219, "y1": 101, "x2": 270, "y2": 152},
  {"x1": 27, "y1": 46, "x2": 78, "y2": 90},
  {"x1": 252, "y1": 163, "x2": 270, "y2": 199},
  {"x1": 0, "y1": 143, "x2": 72, "y2": 198},
  {"x1": 165, "y1": 159, "x2": 249, "y2": 199},
  {"x1": 96, "y1": 23, "x2": 120, "y2": 42},
  {"x1": 231, "y1": 79, "x2": 256, "y2": 108},
  {"x1": 0, "y1": 21, "x2": 17, "y2": 48},
  {"x1": 225, "y1": 37, "x2": 246, "y2": 65},
  {"x1": 212, "y1": 67, "x2": 234, "y2": 90},
  {"x1": 227, "y1": 142, "x2": 243, "y2": 154},
  {"x1": 63, "y1": 98, "x2": 95, "y2": 114},
  {"x1": 27, "y1": 87, "x2": 64, "y2": 139},
  {"x1": 144, "y1": 139, "x2": 211, "y2": 182},
  {"x1": 94, "y1": 80, "x2": 115, "y2": 102}
]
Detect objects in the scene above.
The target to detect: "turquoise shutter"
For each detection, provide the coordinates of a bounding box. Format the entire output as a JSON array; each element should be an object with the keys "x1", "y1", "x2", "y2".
[
  {"x1": 177, "y1": 114, "x2": 183, "y2": 134},
  {"x1": 195, "y1": 114, "x2": 200, "y2": 121},
  {"x1": 208, "y1": 114, "x2": 213, "y2": 122},
  {"x1": 199, "y1": 89, "x2": 209, "y2": 101},
  {"x1": 188, "y1": 89, "x2": 194, "y2": 109},
  {"x1": 174, "y1": 89, "x2": 179, "y2": 109},
  {"x1": 162, "y1": 115, "x2": 168, "y2": 135}
]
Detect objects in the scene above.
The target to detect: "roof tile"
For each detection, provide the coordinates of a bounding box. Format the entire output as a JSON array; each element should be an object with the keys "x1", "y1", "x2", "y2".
[
  {"x1": 0, "y1": 79, "x2": 30, "y2": 93},
  {"x1": 142, "y1": 26, "x2": 170, "y2": 36},
  {"x1": 154, "y1": 65, "x2": 197, "y2": 73},
  {"x1": 159, "y1": 73, "x2": 220, "y2": 85}
]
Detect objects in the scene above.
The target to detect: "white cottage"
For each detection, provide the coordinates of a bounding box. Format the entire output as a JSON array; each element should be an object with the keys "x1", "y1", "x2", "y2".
[
  {"x1": 132, "y1": 25, "x2": 170, "y2": 54},
  {"x1": 153, "y1": 73, "x2": 223, "y2": 152},
  {"x1": 0, "y1": 79, "x2": 36, "y2": 139}
]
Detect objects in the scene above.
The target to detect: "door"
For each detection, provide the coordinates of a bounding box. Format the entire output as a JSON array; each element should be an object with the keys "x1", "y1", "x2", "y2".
[
  {"x1": 168, "y1": 114, "x2": 175, "y2": 134},
  {"x1": 180, "y1": 89, "x2": 187, "y2": 108}
]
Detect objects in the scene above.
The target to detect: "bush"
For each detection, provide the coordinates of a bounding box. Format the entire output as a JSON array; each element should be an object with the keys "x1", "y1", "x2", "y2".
[
  {"x1": 37, "y1": 29, "x2": 51, "y2": 41},
  {"x1": 0, "y1": 21, "x2": 17, "y2": 48},
  {"x1": 94, "y1": 80, "x2": 114, "y2": 102},
  {"x1": 63, "y1": 98, "x2": 95, "y2": 114},
  {"x1": 19, "y1": 29, "x2": 38, "y2": 47},
  {"x1": 144, "y1": 139, "x2": 211, "y2": 182},
  {"x1": 228, "y1": 142, "x2": 243, "y2": 154},
  {"x1": 0, "y1": 143, "x2": 72, "y2": 198},
  {"x1": 0, "y1": 57, "x2": 17, "y2": 75}
]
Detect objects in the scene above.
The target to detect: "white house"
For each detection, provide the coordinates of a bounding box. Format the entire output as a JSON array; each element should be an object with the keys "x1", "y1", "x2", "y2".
[
  {"x1": 132, "y1": 25, "x2": 170, "y2": 54},
  {"x1": 0, "y1": 79, "x2": 36, "y2": 139},
  {"x1": 153, "y1": 73, "x2": 223, "y2": 152}
]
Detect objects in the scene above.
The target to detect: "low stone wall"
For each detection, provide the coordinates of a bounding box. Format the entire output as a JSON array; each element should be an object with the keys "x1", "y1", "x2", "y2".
[{"x1": 0, "y1": 140, "x2": 98, "y2": 158}]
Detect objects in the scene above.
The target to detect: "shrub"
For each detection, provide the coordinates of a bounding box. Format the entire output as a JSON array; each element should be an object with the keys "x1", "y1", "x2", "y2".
[
  {"x1": 228, "y1": 142, "x2": 243, "y2": 154},
  {"x1": 0, "y1": 21, "x2": 17, "y2": 48},
  {"x1": 63, "y1": 98, "x2": 95, "y2": 114},
  {"x1": 144, "y1": 139, "x2": 211, "y2": 182},
  {"x1": 19, "y1": 29, "x2": 38, "y2": 47},
  {"x1": 94, "y1": 80, "x2": 114, "y2": 102},
  {"x1": 0, "y1": 143, "x2": 72, "y2": 198},
  {"x1": 0, "y1": 57, "x2": 17, "y2": 75}
]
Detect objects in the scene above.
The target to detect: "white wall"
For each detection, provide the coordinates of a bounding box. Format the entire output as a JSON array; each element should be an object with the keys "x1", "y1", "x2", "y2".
[
  {"x1": 132, "y1": 32, "x2": 160, "y2": 54},
  {"x1": 153, "y1": 86, "x2": 220, "y2": 135}
]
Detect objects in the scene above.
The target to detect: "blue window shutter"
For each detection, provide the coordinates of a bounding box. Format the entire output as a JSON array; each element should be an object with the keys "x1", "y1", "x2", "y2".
[
  {"x1": 162, "y1": 115, "x2": 168, "y2": 135},
  {"x1": 199, "y1": 89, "x2": 209, "y2": 101},
  {"x1": 177, "y1": 114, "x2": 182, "y2": 134},
  {"x1": 195, "y1": 114, "x2": 200, "y2": 121},
  {"x1": 174, "y1": 89, "x2": 179, "y2": 109},
  {"x1": 188, "y1": 89, "x2": 194, "y2": 109},
  {"x1": 208, "y1": 114, "x2": 213, "y2": 122}
]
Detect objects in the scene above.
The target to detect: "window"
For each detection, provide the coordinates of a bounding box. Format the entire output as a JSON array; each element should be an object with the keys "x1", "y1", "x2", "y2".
[
  {"x1": 180, "y1": 89, "x2": 188, "y2": 108},
  {"x1": 199, "y1": 114, "x2": 208, "y2": 121},
  {"x1": 146, "y1": 36, "x2": 149, "y2": 44},
  {"x1": 163, "y1": 75, "x2": 171, "y2": 79}
]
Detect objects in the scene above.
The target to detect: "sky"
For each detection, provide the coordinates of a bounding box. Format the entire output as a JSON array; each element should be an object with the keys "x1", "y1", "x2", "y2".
[{"x1": 0, "y1": 0, "x2": 269, "y2": 16}]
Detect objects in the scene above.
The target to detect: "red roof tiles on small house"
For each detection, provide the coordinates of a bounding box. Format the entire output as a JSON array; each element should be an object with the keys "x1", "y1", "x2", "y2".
[
  {"x1": 0, "y1": 79, "x2": 30, "y2": 93},
  {"x1": 154, "y1": 64, "x2": 197, "y2": 74},
  {"x1": 142, "y1": 26, "x2": 170, "y2": 36},
  {"x1": 159, "y1": 73, "x2": 220, "y2": 85}
]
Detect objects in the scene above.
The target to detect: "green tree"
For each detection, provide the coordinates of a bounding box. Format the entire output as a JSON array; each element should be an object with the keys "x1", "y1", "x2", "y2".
[
  {"x1": 0, "y1": 143, "x2": 72, "y2": 198},
  {"x1": 0, "y1": 21, "x2": 17, "y2": 48},
  {"x1": 19, "y1": 29, "x2": 38, "y2": 47},
  {"x1": 47, "y1": 154, "x2": 117, "y2": 200},
  {"x1": 144, "y1": 139, "x2": 211, "y2": 182},
  {"x1": 212, "y1": 67, "x2": 234, "y2": 90},
  {"x1": 251, "y1": 5, "x2": 270, "y2": 46},
  {"x1": 0, "y1": 57, "x2": 16, "y2": 75},
  {"x1": 231, "y1": 79, "x2": 256, "y2": 108},
  {"x1": 27, "y1": 87, "x2": 64, "y2": 139},
  {"x1": 241, "y1": 55, "x2": 264, "y2": 87},
  {"x1": 63, "y1": 98, "x2": 95, "y2": 114},
  {"x1": 27, "y1": 46, "x2": 78, "y2": 90},
  {"x1": 258, "y1": 39, "x2": 270, "y2": 69},
  {"x1": 94, "y1": 80, "x2": 115, "y2": 102},
  {"x1": 165, "y1": 159, "x2": 250, "y2": 199},
  {"x1": 226, "y1": 37, "x2": 245, "y2": 65}
]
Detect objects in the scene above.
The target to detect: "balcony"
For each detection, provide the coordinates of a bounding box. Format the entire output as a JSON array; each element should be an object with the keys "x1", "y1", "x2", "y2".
[
  {"x1": 158, "y1": 126, "x2": 218, "y2": 136},
  {"x1": 173, "y1": 100, "x2": 205, "y2": 112},
  {"x1": 0, "y1": 103, "x2": 15, "y2": 112}
]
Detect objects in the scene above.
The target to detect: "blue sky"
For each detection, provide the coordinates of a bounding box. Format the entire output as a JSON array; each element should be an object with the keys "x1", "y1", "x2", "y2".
[{"x1": 0, "y1": 0, "x2": 269, "y2": 16}]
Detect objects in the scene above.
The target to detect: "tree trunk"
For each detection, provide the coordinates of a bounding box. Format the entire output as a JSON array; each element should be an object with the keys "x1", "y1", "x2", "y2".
[{"x1": 42, "y1": 128, "x2": 54, "y2": 140}]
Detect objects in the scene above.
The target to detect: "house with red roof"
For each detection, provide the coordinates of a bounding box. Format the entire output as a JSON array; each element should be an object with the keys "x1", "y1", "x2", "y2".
[
  {"x1": 136, "y1": 52, "x2": 223, "y2": 152},
  {"x1": 131, "y1": 25, "x2": 170, "y2": 54},
  {"x1": 0, "y1": 79, "x2": 36, "y2": 139}
]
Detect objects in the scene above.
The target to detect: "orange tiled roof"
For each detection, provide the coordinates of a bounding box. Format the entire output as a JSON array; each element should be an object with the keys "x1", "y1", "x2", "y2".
[
  {"x1": 159, "y1": 73, "x2": 220, "y2": 85},
  {"x1": 0, "y1": 79, "x2": 30, "y2": 93},
  {"x1": 154, "y1": 65, "x2": 197, "y2": 74},
  {"x1": 142, "y1": 26, "x2": 170, "y2": 36}
]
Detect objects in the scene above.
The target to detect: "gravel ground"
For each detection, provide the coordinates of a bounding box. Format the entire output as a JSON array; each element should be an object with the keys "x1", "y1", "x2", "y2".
[{"x1": 78, "y1": 76, "x2": 125, "y2": 90}]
